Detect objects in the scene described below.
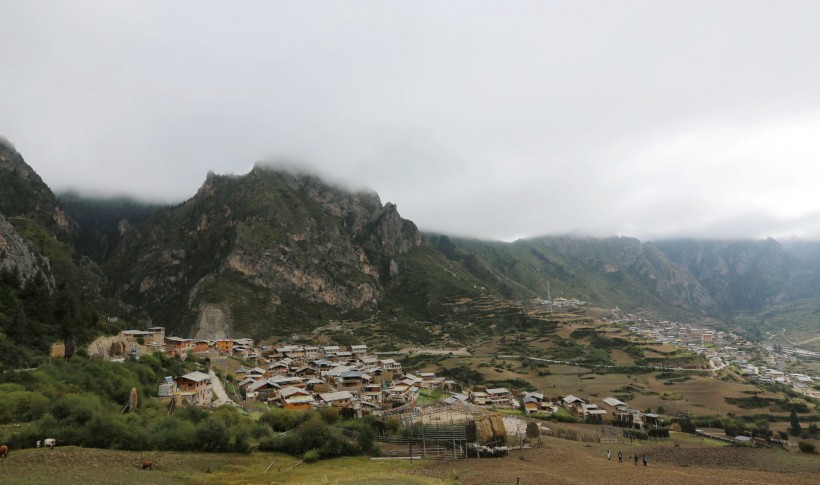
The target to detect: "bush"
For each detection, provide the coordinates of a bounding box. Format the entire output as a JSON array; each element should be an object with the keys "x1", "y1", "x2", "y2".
[
  {"x1": 195, "y1": 417, "x2": 229, "y2": 451},
  {"x1": 798, "y1": 441, "x2": 816, "y2": 454},
  {"x1": 258, "y1": 407, "x2": 306, "y2": 432},
  {"x1": 303, "y1": 448, "x2": 320, "y2": 463},
  {"x1": 317, "y1": 407, "x2": 340, "y2": 425},
  {"x1": 260, "y1": 415, "x2": 358, "y2": 459}
]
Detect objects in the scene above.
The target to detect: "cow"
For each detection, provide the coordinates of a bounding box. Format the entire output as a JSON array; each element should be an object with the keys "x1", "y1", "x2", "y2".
[
  {"x1": 0, "y1": 444, "x2": 9, "y2": 458},
  {"x1": 142, "y1": 460, "x2": 155, "y2": 470},
  {"x1": 43, "y1": 438, "x2": 56, "y2": 449},
  {"x1": 36, "y1": 440, "x2": 41, "y2": 449}
]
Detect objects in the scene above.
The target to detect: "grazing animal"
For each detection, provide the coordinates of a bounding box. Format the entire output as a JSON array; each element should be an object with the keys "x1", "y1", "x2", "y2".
[
  {"x1": 36, "y1": 440, "x2": 41, "y2": 448},
  {"x1": 43, "y1": 438, "x2": 56, "y2": 449},
  {"x1": 0, "y1": 444, "x2": 9, "y2": 458},
  {"x1": 142, "y1": 460, "x2": 154, "y2": 470}
]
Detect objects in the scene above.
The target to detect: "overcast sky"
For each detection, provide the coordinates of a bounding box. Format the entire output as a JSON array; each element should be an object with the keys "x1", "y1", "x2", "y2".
[{"x1": 3, "y1": 1, "x2": 820, "y2": 241}]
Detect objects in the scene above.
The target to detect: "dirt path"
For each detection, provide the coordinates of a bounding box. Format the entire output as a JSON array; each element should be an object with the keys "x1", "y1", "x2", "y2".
[{"x1": 208, "y1": 369, "x2": 233, "y2": 406}]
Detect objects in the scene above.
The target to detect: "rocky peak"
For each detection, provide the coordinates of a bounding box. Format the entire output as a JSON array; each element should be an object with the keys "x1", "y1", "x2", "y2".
[
  {"x1": 0, "y1": 212, "x2": 54, "y2": 288},
  {"x1": 0, "y1": 139, "x2": 72, "y2": 234},
  {"x1": 367, "y1": 202, "x2": 422, "y2": 257}
]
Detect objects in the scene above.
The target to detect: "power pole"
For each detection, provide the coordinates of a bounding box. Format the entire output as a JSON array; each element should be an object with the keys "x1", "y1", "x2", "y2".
[
  {"x1": 547, "y1": 282, "x2": 553, "y2": 314},
  {"x1": 420, "y1": 408, "x2": 427, "y2": 458}
]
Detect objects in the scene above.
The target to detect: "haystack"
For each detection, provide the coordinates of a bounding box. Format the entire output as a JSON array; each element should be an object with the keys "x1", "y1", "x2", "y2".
[
  {"x1": 467, "y1": 414, "x2": 508, "y2": 445},
  {"x1": 526, "y1": 421, "x2": 541, "y2": 439},
  {"x1": 50, "y1": 341, "x2": 66, "y2": 359}
]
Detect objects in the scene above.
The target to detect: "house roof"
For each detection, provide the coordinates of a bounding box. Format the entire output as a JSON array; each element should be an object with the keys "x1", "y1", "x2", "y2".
[
  {"x1": 563, "y1": 394, "x2": 585, "y2": 404},
  {"x1": 237, "y1": 377, "x2": 257, "y2": 388},
  {"x1": 247, "y1": 379, "x2": 280, "y2": 392},
  {"x1": 270, "y1": 375, "x2": 303, "y2": 384},
  {"x1": 280, "y1": 386, "x2": 310, "y2": 398},
  {"x1": 602, "y1": 397, "x2": 627, "y2": 407},
  {"x1": 123, "y1": 330, "x2": 153, "y2": 336},
  {"x1": 179, "y1": 371, "x2": 211, "y2": 383},
  {"x1": 320, "y1": 391, "x2": 354, "y2": 402},
  {"x1": 486, "y1": 388, "x2": 510, "y2": 395}
]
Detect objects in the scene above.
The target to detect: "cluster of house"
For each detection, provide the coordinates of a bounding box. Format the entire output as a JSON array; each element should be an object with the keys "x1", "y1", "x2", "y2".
[
  {"x1": 753, "y1": 368, "x2": 820, "y2": 398},
  {"x1": 214, "y1": 343, "x2": 467, "y2": 413},
  {"x1": 144, "y1": 337, "x2": 453, "y2": 409},
  {"x1": 621, "y1": 318, "x2": 744, "y2": 350},
  {"x1": 516, "y1": 393, "x2": 663, "y2": 429},
  {"x1": 618, "y1": 315, "x2": 820, "y2": 398},
  {"x1": 120, "y1": 326, "x2": 254, "y2": 358},
  {"x1": 534, "y1": 297, "x2": 588, "y2": 309}
]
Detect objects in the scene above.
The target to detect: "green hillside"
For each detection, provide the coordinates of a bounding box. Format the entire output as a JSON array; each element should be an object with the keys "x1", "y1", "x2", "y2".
[
  {"x1": 430, "y1": 234, "x2": 718, "y2": 320},
  {"x1": 733, "y1": 297, "x2": 820, "y2": 352}
]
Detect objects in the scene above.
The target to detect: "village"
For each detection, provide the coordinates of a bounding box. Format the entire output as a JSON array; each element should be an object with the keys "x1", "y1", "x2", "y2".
[
  {"x1": 615, "y1": 313, "x2": 820, "y2": 399},
  {"x1": 102, "y1": 325, "x2": 683, "y2": 441}
]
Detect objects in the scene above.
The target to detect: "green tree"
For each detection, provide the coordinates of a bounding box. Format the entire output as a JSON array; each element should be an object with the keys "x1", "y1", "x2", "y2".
[{"x1": 790, "y1": 409, "x2": 802, "y2": 437}]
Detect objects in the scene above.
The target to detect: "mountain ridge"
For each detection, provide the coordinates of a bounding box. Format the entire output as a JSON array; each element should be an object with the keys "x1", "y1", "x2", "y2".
[{"x1": 3, "y1": 136, "x2": 820, "y2": 348}]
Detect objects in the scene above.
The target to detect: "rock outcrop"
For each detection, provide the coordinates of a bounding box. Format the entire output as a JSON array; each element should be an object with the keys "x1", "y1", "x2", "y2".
[
  {"x1": 107, "y1": 166, "x2": 423, "y2": 339},
  {"x1": 0, "y1": 212, "x2": 53, "y2": 286}
]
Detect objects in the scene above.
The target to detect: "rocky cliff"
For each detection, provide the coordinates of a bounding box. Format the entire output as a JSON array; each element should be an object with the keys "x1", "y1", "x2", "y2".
[
  {"x1": 654, "y1": 238, "x2": 820, "y2": 312},
  {"x1": 0, "y1": 212, "x2": 53, "y2": 285},
  {"x1": 106, "y1": 166, "x2": 422, "y2": 339},
  {"x1": 0, "y1": 138, "x2": 71, "y2": 235}
]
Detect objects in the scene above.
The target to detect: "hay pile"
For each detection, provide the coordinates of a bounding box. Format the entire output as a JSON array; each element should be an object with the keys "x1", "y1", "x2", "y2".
[
  {"x1": 526, "y1": 421, "x2": 541, "y2": 439},
  {"x1": 50, "y1": 341, "x2": 66, "y2": 359},
  {"x1": 468, "y1": 415, "x2": 508, "y2": 445}
]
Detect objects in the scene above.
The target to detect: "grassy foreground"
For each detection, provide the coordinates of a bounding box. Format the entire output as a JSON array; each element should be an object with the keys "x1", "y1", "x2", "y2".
[
  {"x1": 0, "y1": 447, "x2": 444, "y2": 485},
  {"x1": 1, "y1": 434, "x2": 817, "y2": 485}
]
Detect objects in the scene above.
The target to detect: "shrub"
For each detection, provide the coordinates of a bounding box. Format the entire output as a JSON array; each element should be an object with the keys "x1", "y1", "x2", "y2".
[
  {"x1": 260, "y1": 415, "x2": 358, "y2": 459},
  {"x1": 258, "y1": 407, "x2": 305, "y2": 432},
  {"x1": 385, "y1": 416, "x2": 401, "y2": 434},
  {"x1": 798, "y1": 441, "x2": 816, "y2": 454},
  {"x1": 317, "y1": 407, "x2": 340, "y2": 425},
  {"x1": 195, "y1": 417, "x2": 229, "y2": 451},
  {"x1": 303, "y1": 448, "x2": 321, "y2": 462}
]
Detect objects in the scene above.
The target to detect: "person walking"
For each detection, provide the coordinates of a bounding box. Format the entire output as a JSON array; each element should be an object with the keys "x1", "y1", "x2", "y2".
[
  {"x1": 618, "y1": 450, "x2": 622, "y2": 463},
  {"x1": 634, "y1": 453, "x2": 638, "y2": 465},
  {"x1": 607, "y1": 450, "x2": 611, "y2": 461},
  {"x1": 643, "y1": 454, "x2": 648, "y2": 467}
]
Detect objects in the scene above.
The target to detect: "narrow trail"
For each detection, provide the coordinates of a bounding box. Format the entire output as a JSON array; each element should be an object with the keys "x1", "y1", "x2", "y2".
[{"x1": 208, "y1": 369, "x2": 233, "y2": 406}]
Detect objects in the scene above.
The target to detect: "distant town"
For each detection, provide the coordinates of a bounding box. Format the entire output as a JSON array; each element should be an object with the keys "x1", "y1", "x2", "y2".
[{"x1": 612, "y1": 312, "x2": 820, "y2": 399}]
